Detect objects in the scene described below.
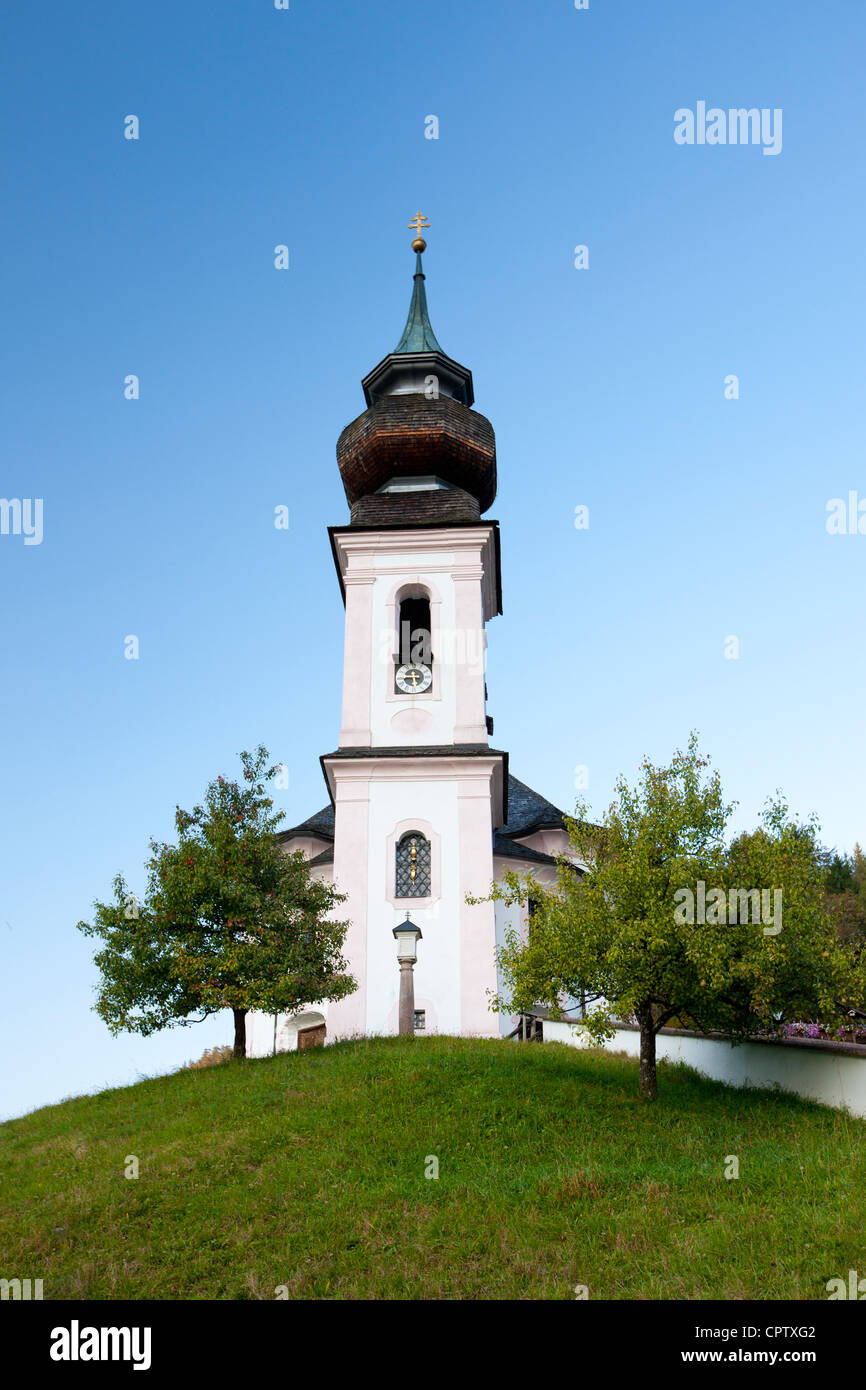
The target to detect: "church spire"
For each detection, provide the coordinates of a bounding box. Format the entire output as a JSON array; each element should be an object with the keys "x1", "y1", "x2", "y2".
[
  {"x1": 340, "y1": 218, "x2": 497, "y2": 521},
  {"x1": 360, "y1": 212, "x2": 475, "y2": 409},
  {"x1": 394, "y1": 250, "x2": 443, "y2": 354},
  {"x1": 394, "y1": 215, "x2": 443, "y2": 354}
]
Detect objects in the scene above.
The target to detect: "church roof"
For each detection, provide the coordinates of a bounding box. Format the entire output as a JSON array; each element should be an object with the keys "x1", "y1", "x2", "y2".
[
  {"x1": 496, "y1": 775, "x2": 568, "y2": 840},
  {"x1": 349, "y1": 485, "x2": 481, "y2": 528},
  {"x1": 278, "y1": 773, "x2": 571, "y2": 864},
  {"x1": 278, "y1": 804, "x2": 335, "y2": 843},
  {"x1": 357, "y1": 239, "x2": 476, "y2": 409},
  {"x1": 394, "y1": 251, "x2": 443, "y2": 354}
]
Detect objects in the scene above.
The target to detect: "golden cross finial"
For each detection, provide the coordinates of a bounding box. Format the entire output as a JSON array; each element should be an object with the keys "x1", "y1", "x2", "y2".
[{"x1": 408, "y1": 211, "x2": 430, "y2": 252}]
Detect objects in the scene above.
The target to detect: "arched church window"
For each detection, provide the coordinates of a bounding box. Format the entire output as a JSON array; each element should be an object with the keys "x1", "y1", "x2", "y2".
[{"x1": 395, "y1": 831, "x2": 432, "y2": 898}]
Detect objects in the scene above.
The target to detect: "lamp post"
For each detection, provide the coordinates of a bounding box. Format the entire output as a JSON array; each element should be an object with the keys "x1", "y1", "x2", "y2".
[{"x1": 392, "y1": 913, "x2": 422, "y2": 1036}]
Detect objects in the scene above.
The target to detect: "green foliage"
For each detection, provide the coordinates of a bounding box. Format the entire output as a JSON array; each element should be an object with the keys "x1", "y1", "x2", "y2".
[
  {"x1": 821, "y1": 844, "x2": 866, "y2": 946},
  {"x1": 483, "y1": 735, "x2": 866, "y2": 1094},
  {"x1": 77, "y1": 747, "x2": 354, "y2": 1039},
  {"x1": 825, "y1": 852, "x2": 857, "y2": 895}
]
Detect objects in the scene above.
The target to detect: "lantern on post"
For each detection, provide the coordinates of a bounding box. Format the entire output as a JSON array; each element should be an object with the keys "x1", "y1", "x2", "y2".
[{"x1": 392, "y1": 913, "x2": 422, "y2": 1036}]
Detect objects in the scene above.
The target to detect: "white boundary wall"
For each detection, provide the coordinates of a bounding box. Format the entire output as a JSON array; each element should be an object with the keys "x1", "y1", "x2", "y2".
[{"x1": 544, "y1": 1021, "x2": 866, "y2": 1119}]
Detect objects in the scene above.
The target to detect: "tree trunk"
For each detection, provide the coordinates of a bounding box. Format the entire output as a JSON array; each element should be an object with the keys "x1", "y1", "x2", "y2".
[
  {"x1": 638, "y1": 1009, "x2": 657, "y2": 1100},
  {"x1": 233, "y1": 1008, "x2": 247, "y2": 1060}
]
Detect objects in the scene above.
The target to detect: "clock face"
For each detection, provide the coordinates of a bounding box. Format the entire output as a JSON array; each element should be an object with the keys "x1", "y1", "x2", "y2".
[{"x1": 395, "y1": 662, "x2": 433, "y2": 694}]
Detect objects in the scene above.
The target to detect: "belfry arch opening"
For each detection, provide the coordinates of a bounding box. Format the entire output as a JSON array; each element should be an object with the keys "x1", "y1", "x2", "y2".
[{"x1": 396, "y1": 587, "x2": 432, "y2": 668}]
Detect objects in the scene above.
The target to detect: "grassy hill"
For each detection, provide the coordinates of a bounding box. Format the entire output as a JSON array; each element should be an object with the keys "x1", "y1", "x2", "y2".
[{"x1": 2, "y1": 1035, "x2": 863, "y2": 1300}]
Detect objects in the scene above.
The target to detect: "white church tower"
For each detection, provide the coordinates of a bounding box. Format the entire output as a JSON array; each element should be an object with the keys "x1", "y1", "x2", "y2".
[{"x1": 247, "y1": 218, "x2": 572, "y2": 1056}]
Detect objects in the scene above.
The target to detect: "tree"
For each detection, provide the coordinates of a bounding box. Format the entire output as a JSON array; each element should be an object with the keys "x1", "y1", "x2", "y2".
[
  {"x1": 484, "y1": 735, "x2": 866, "y2": 1099},
  {"x1": 824, "y1": 852, "x2": 856, "y2": 895},
  {"x1": 77, "y1": 747, "x2": 355, "y2": 1058},
  {"x1": 821, "y1": 843, "x2": 866, "y2": 946}
]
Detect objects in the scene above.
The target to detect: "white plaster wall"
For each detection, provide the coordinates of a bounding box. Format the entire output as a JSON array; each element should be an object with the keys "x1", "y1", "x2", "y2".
[
  {"x1": 371, "y1": 561, "x2": 458, "y2": 749},
  {"x1": 365, "y1": 777, "x2": 463, "y2": 1036},
  {"x1": 492, "y1": 857, "x2": 559, "y2": 1037},
  {"x1": 247, "y1": 840, "x2": 567, "y2": 1056},
  {"x1": 544, "y1": 1021, "x2": 866, "y2": 1119},
  {"x1": 491, "y1": 895, "x2": 514, "y2": 1038},
  {"x1": 333, "y1": 527, "x2": 495, "y2": 752},
  {"x1": 514, "y1": 829, "x2": 570, "y2": 859},
  {"x1": 247, "y1": 1003, "x2": 334, "y2": 1059},
  {"x1": 282, "y1": 835, "x2": 329, "y2": 860},
  {"x1": 245, "y1": 860, "x2": 336, "y2": 1058}
]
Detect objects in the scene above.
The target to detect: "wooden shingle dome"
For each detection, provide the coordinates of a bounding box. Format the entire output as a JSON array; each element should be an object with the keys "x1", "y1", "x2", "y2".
[{"x1": 336, "y1": 245, "x2": 497, "y2": 518}]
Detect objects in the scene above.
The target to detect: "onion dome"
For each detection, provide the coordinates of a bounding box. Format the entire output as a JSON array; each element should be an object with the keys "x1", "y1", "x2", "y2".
[{"x1": 337, "y1": 220, "x2": 497, "y2": 525}]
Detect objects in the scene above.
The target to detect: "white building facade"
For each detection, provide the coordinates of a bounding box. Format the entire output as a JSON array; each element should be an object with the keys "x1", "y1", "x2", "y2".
[{"x1": 247, "y1": 236, "x2": 574, "y2": 1057}]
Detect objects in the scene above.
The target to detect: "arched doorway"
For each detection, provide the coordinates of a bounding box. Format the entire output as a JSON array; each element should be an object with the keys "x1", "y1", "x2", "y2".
[{"x1": 281, "y1": 1009, "x2": 327, "y2": 1051}]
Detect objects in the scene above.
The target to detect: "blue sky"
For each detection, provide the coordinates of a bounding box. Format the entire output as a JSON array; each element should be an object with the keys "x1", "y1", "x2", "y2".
[{"x1": 1, "y1": 0, "x2": 863, "y2": 1120}]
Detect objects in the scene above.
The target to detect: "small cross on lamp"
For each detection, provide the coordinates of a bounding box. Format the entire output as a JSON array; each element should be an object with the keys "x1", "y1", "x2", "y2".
[{"x1": 393, "y1": 912, "x2": 422, "y2": 1036}]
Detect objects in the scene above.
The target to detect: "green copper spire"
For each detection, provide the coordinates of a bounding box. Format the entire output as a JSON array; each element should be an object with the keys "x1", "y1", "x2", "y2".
[
  {"x1": 360, "y1": 214, "x2": 475, "y2": 408},
  {"x1": 394, "y1": 250, "x2": 443, "y2": 355}
]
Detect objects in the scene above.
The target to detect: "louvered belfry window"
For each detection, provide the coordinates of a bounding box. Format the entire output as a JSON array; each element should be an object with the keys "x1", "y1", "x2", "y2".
[{"x1": 396, "y1": 832, "x2": 431, "y2": 898}]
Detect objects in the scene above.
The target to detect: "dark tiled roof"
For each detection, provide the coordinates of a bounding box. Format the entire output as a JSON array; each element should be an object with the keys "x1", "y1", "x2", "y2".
[
  {"x1": 350, "y1": 486, "x2": 480, "y2": 528},
  {"x1": 322, "y1": 744, "x2": 503, "y2": 759},
  {"x1": 279, "y1": 769, "x2": 570, "y2": 869},
  {"x1": 336, "y1": 393, "x2": 496, "y2": 511},
  {"x1": 498, "y1": 775, "x2": 568, "y2": 839},
  {"x1": 277, "y1": 804, "x2": 335, "y2": 844}
]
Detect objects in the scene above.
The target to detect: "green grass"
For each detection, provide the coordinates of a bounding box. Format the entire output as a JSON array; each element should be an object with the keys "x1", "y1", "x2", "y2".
[{"x1": 2, "y1": 1035, "x2": 863, "y2": 1300}]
